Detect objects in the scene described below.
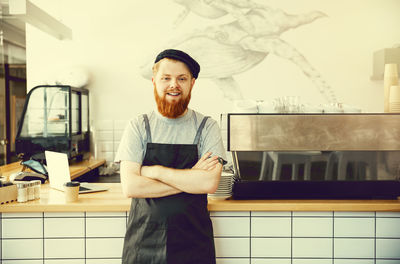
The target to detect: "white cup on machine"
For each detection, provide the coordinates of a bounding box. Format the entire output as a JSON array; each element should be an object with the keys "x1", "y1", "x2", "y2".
[{"x1": 389, "y1": 85, "x2": 400, "y2": 113}]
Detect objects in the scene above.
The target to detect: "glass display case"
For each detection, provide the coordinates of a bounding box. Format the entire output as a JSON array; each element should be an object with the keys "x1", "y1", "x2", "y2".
[{"x1": 15, "y1": 85, "x2": 89, "y2": 161}]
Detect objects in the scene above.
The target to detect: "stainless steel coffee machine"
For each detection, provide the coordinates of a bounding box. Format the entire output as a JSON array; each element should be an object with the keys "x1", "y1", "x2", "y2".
[{"x1": 228, "y1": 113, "x2": 400, "y2": 199}]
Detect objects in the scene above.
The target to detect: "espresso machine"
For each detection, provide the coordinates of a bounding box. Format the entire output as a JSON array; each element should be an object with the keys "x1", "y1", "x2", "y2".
[{"x1": 228, "y1": 113, "x2": 400, "y2": 199}]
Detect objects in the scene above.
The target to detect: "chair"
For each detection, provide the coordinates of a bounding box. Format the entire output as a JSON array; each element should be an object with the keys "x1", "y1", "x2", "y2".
[
  {"x1": 259, "y1": 151, "x2": 322, "y2": 181},
  {"x1": 325, "y1": 151, "x2": 378, "y2": 180}
]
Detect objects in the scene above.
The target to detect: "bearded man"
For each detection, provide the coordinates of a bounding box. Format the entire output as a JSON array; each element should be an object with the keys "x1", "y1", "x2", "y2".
[{"x1": 115, "y1": 49, "x2": 227, "y2": 264}]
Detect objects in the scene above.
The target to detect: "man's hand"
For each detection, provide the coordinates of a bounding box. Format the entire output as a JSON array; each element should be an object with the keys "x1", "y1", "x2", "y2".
[{"x1": 192, "y1": 152, "x2": 219, "y2": 170}]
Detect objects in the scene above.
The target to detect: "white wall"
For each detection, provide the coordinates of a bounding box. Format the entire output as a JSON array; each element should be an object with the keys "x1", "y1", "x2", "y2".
[{"x1": 26, "y1": 0, "x2": 400, "y2": 123}]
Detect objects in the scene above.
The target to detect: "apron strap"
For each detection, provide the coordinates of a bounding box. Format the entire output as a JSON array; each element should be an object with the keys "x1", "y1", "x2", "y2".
[
  {"x1": 143, "y1": 114, "x2": 152, "y2": 143},
  {"x1": 193, "y1": 116, "x2": 209, "y2": 145}
]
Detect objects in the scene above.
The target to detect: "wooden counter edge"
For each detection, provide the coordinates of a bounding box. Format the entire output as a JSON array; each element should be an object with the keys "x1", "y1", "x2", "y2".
[
  {"x1": 3, "y1": 201, "x2": 400, "y2": 213},
  {"x1": 0, "y1": 203, "x2": 132, "y2": 212},
  {"x1": 207, "y1": 198, "x2": 400, "y2": 212},
  {"x1": 2, "y1": 186, "x2": 400, "y2": 212}
]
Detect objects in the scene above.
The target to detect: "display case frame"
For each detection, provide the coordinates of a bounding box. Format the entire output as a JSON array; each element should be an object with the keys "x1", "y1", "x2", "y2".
[{"x1": 15, "y1": 85, "x2": 90, "y2": 161}]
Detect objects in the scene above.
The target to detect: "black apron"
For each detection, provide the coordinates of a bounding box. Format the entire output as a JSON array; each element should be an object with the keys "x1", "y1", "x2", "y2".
[{"x1": 122, "y1": 114, "x2": 216, "y2": 264}]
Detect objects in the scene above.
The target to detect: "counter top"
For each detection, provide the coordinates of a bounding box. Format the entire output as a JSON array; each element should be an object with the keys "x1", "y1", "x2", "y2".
[{"x1": 1, "y1": 183, "x2": 400, "y2": 212}]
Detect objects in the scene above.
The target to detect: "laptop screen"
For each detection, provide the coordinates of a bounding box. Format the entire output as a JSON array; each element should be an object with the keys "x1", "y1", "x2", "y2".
[{"x1": 45, "y1": 151, "x2": 71, "y2": 191}]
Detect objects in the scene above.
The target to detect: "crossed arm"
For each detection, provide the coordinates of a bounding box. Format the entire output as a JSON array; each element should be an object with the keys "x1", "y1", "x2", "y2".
[{"x1": 120, "y1": 152, "x2": 223, "y2": 198}]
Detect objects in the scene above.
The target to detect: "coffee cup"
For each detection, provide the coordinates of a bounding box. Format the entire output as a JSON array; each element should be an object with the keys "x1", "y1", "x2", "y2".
[{"x1": 64, "y1": 181, "x2": 80, "y2": 202}]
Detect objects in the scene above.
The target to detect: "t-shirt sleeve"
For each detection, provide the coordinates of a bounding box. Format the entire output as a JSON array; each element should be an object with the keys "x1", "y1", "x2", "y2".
[
  {"x1": 200, "y1": 118, "x2": 227, "y2": 161},
  {"x1": 114, "y1": 117, "x2": 145, "y2": 164}
]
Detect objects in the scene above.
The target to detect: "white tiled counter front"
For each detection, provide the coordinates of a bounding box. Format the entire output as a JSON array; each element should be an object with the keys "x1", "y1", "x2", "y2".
[
  {"x1": 1, "y1": 184, "x2": 400, "y2": 263},
  {"x1": 2, "y1": 211, "x2": 400, "y2": 263},
  {"x1": 1, "y1": 212, "x2": 126, "y2": 264},
  {"x1": 211, "y1": 211, "x2": 400, "y2": 264}
]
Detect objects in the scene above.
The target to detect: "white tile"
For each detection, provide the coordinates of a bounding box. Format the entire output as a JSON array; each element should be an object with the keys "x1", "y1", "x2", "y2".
[
  {"x1": 376, "y1": 260, "x2": 400, "y2": 264},
  {"x1": 86, "y1": 238, "x2": 124, "y2": 258},
  {"x1": 114, "y1": 141, "x2": 121, "y2": 152},
  {"x1": 44, "y1": 260, "x2": 85, "y2": 264},
  {"x1": 335, "y1": 260, "x2": 375, "y2": 264},
  {"x1": 251, "y1": 217, "x2": 291, "y2": 237},
  {"x1": 376, "y1": 212, "x2": 400, "y2": 217},
  {"x1": 252, "y1": 259, "x2": 291, "y2": 264},
  {"x1": 214, "y1": 238, "x2": 250, "y2": 258},
  {"x1": 216, "y1": 259, "x2": 250, "y2": 264},
  {"x1": 98, "y1": 151, "x2": 114, "y2": 162},
  {"x1": 251, "y1": 212, "x2": 291, "y2": 217},
  {"x1": 3, "y1": 261, "x2": 43, "y2": 264},
  {"x1": 114, "y1": 119, "x2": 128, "y2": 130},
  {"x1": 292, "y1": 260, "x2": 332, "y2": 264},
  {"x1": 2, "y1": 239, "x2": 43, "y2": 259},
  {"x1": 44, "y1": 217, "x2": 84, "y2": 238},
  {"x1": 86, "y1": 259, "x2": 122, "y2": 264},
  {"x1": 86, "y1": 217, "x2": 126, "y2": 237},
  {"x1": 293, "y1": 212, "x2": 333, "y2": 217},
  {"x1": 292, "y1": 238, "x2": 332, "y2": 258},
  {"x1": 97, "y1": 131, "x2": 113, "y2": 141},
  {"x1": 334, "y1": 238, "x2": 374, "y2": 258},
  {"x1": 251, "y1": 238, "x2": 291, "y2": 258},
  {"x1": 2, "y1": 212, "x2": 42, "y2": 218},
  {"x1": 376, "y1": 238, "x2": 400, "y2": 258},
  {"x1": 44, "y1": 212, "x2": 84, "y2": 217},
  {"x1": 376, "y1": 218, "x2": 400, "y2": 238},
  {"x1": 44, "y1": 238, "x2": 85, "y2": 258},
  {"x1": 2, "y1": 218, "x2": 43, "y2": 238},
  {"x1": 334, "y1": 218, "x2": 375, "y2": 237},
  {"x1": 335, "y1": 212, "x2": 375, "y2": 217},
  {"x1": 98, "y1": 141, "x2": 114, "y2": 152},
  {"x1": 114, "y1": 130, "x2": 124, "y2": 141},
  {"x1": 96, "y1": 120, "x2": 113, "y2": 130},
  {"x1": 86, "y1": 212, "x2": 126, "y2": 217},
  {"x1": 210, "y1": 211, "x2": 250, "y2": 217},
  {"x1": 212, "y1": 217, "x2": 249, "y2": 237},
  {"x1": 293, "y1": 217, "x2": 332, "y2": 237}
]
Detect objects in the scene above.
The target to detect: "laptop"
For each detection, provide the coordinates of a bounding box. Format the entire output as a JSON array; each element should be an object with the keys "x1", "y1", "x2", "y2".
[{"x1": 45, "y1": 150, "x2": 108, "y2": 194}]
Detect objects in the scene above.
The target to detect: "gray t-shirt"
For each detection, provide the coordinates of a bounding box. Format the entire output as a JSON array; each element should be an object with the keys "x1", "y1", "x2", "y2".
[{"x1": 115, "y1": 109, "x2": 227, "y2": 164}]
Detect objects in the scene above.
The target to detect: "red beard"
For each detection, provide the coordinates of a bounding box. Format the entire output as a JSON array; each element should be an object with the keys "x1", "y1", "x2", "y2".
[{"x1": 154, "y1": 87, "x2": 191, "y2": 118}]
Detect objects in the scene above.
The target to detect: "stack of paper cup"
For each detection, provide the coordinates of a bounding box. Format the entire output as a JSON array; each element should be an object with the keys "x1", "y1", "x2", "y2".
[
  {"x1": 208, "y1": 171, "x2": 234, "y2": 200},
  {"x1": 389, "y1": 85, "x2": 400, "y2": 113},
  {"x1": 384, "y1": 64, "x2": 399, "y2": 112}
]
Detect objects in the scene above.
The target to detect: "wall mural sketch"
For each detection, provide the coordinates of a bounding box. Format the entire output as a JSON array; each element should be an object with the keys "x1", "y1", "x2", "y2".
[{"x1": 140, "y1": 0, "x2": 337, "y2": 104}]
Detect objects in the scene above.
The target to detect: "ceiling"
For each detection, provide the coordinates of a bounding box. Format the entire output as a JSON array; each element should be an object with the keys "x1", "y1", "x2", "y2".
[
  {"x1": 1, "y1": 0, "x2": 72, "y2": 50},
  {"x1": 1, "y1": 1, "x2": 26, "y2": 49}
]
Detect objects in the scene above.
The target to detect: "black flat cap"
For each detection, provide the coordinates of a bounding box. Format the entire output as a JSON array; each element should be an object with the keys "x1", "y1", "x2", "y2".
[{"x1": 154, "y1": 49, "x2": 200, "y2": 78}]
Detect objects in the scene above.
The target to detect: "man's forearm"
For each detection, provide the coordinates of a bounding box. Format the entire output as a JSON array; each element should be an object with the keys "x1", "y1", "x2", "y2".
[
  {"x1": 123, "y1": 175, "x2": 182, "y2": 198},
  {"x1": 120, "y1": 163, "x2": 182, "y2": 198},
  {"x1": 141, "y1": 164, "x2": 222, "y2": 194}
]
